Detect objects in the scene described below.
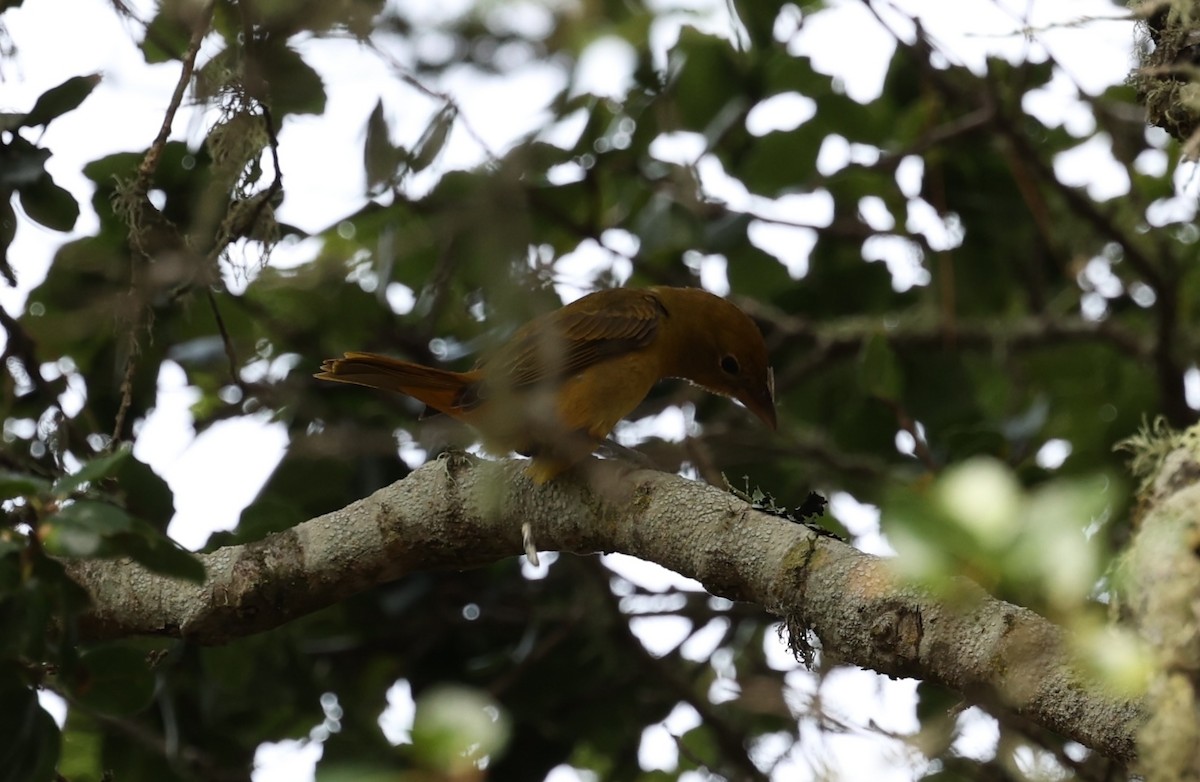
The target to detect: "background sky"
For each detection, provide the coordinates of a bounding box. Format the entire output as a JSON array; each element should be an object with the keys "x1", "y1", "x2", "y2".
[{"x1": 0, "y1": 1, "x2": 1163, "y2": 779}]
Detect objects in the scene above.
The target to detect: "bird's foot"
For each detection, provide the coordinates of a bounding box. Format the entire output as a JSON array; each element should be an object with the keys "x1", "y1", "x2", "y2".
[{"x1": 595, "y1": 439, "x2": 659, "y2": 472}]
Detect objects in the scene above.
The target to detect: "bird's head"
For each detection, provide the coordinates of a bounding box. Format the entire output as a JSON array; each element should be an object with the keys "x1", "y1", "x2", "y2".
[{"x1": 658, "y1": 288, "x2": 777, "y2": 430}]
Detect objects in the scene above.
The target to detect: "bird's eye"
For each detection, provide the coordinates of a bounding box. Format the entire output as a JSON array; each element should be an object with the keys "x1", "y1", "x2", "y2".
[{"x1": 720, "y1": 354, "x2": 740, "y2": 375}]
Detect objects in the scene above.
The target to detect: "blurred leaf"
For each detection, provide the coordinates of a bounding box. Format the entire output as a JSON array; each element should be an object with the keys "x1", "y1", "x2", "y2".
[
  {"x1": 0, "y1": 136, "x2": 51, "y2": 189},
  {"x1": 668, "y1": 26, "x2": 745, "y2": 133},
  {"x1": 0, "y1": 196, "x2": 14, "y2": 284},
  {"x1": 20, "y1": 73, "x2": 101, "y2": 128},
  {"x1": 737, "y1": 124, "x2": 824, "y2": 195},
  {"x1": 119, "y1": 524, "x2": 206, "y2": 583},
  {"x1": 315, "y1": 764, "x2": 403, "y2": 782},
  {"x1": 859, "y1": 333, "x2": 903, "y2": 399},
  {"x1": 55, "y1": 712, "x2": 103, "y2": 782},
  {"x1": 52, "y1": 446, "x2": 133, "y2": 497},
  {"x1": 412, "y1": 685, "x2": 510, "y2": 773},
  {"x1": 112, "y1": 453, "x2": 176, "y2": 533},
  {"x1": 43, "y1": 501, "x2": 134, "y2": 557},
  {"x1": 364, "y1": 99, "x2": 401, "y2": 192},
  {"x1": 0, "y1": 471, "x2": 51, "y2": 501},
  {"x1": 737, "y1": 0, "x2": 787, "y2": 49},
  {"x1": 43, "y1": 495, "x2": 204, "y2": 580},
  {"x1": 70, "y1": 645, "x2": 156, "y2": 716},
  {"x1": 16, "y1": 175, "x2": 79, "y2": 232},
  {"x1": 409, "y1": 105, "x2": 456, "y2": 174},
  {"x1": 140, "y1": 5, "x2": 194, "y2": 63},
  {"x1": 725, "y1": 240, "x2": 794, "y2": 301},
  {"x1": 0, "y1": 672, "x2": 59, "y2": 782},
  {"x1": 200, "y1": 39, "x2": 326, "y2": 116}
]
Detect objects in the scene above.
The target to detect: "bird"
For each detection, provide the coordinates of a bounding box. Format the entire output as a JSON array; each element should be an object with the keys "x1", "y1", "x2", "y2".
[{"x1": 315, "y1": 286, "x2": 776, "y2": 483}]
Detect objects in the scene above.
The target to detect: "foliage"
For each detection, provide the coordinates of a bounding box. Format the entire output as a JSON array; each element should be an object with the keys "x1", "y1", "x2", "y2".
[{"x1": 1, "y1": 0, "x2": 1196, "y2": 780}]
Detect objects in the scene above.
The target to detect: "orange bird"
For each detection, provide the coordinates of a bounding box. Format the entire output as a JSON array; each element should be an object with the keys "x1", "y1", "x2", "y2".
[{"x1": 316, "y1": 286, "x2": 776, "y2": 482}]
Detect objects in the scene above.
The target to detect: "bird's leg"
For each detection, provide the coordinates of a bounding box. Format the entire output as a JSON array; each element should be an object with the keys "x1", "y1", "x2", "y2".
[
  {"x1": 595, "y1": 438, "x2": 659, "y2": 471},
  {"x1": 521, "y1": 522, "x2": 540, "y2": 566}
]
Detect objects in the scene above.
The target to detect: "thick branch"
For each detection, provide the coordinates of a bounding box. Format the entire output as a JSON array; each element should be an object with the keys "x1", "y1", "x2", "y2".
[
  {"x1": 1121, "y1": 425, "x2": 1200, "y2": 779},
  {"x1": 63, "y1": 456, "x2": 1142, "y2": 763}
]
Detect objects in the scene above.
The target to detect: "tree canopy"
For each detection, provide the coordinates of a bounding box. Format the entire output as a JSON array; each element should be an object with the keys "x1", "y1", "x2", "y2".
[{"x1": 2, "y1": 1, "x2": 1199, "y2": 781}]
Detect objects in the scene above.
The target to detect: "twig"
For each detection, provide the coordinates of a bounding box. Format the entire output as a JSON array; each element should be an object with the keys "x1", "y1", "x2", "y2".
[
  {"x1": 112, "y1": 4, "x2": 213, "y2": 448},
  {"x1": 133, "y1": 9, "x2": 211, "y2": 195},
  {"x1": 205, "y1": 289, "x2": 245, "y2": 391}
]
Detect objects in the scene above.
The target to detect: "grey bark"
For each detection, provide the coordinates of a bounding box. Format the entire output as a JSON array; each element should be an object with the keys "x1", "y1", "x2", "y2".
[
  {"x1": 63, "y1": 454, "x2": 1143, "y2": 763},
  {"x1": 1121, "y1": 426, "x2": 1200, "y2": 780}
]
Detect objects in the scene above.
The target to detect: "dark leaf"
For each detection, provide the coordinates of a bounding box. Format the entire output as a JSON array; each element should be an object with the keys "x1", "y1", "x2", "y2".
[
  {"x1": 0, "y1": 471, "x2": 51, "y2": 501},
  {"x1": 42, "y1": 501, "x2": 135, "y2": 557},
  {"x1": 112, "y1": 453, "x2": 176, "y2": 533},
  {"x1": 0, "y1": 196, "x2": 13, "y2": 285},
  {"x1": 70, "y1": 645, "x2": 156, "y2": 716},
  {"x1": 860, "y1": 333, "x2": 903, "y2": 400},
  {"x1": 364, "y1": 99, "x2": 401, "y2": 192},
  {"x1": 140, "y1": 6, "x2": 194, "y2": 63},
  {"x1": 0, "y1": 136, "x2": 51, "y2": 189},
  {"x1": 668, "y1": 26, "x2": 744, "y2": 133},
  {"x1": 409, "y1": 105, "x2": 456, "y2": 174},
  {"x1": 120, "y1": 522, "x2": 206, "y2": 583},
  {"x1": 52, "y1": 446, "x2": 133, "y2": 497},
  {"x1": 17, "y1": 175, "x2": 79, "y2": 232},
  {"x1": 0, "y1": 673, "x2": 60, "y2": 782},
  {"x1": 20, "y1": 73, "x2": 101, "y2": 128}
]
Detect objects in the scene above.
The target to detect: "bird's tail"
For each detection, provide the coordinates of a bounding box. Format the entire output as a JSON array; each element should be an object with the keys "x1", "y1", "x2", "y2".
[{"x1": 315, "y1": 352, "x2": 479, "y2": 418}]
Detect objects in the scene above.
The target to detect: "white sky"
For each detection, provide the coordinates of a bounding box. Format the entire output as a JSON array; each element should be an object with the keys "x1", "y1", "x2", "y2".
[{"x1": 0, "y1": 1, "x2": 1162, "y2": 780}]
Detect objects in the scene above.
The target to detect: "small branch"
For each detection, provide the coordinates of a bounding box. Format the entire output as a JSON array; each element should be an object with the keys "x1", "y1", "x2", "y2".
[
  {"x1": 1121, "y1": 425, "x2": 1200, "y2": 776},
  {"x1": 62, "y1": 456, "x2": 1143, "y2": 764},
  {"x1": 735, "y1": 303, "x2": 1155, "y2": 392},
  {"x1": 995, "y1": 119, "x2": 1191, "y2": 425},
  {"x1": 205, "y1": 289, "x2": 245, "y2": 392},
  {"x1": 133, "y1": 9, "x2": 211, "y2": 195},
  {"x1": 109, "y1": 346, "x2": 139, "y2": 444},
  {"x1": 112, "y1": 4, "x2": 213, "y2": 448}
]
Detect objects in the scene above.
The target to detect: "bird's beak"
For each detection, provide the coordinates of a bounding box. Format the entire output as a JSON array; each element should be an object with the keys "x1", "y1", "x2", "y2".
[{"x1": 741, "y1": 367, "x2": 777, "y2": 430}]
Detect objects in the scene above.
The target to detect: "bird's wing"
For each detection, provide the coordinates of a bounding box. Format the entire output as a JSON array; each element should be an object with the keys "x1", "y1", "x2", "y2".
[{"x1": 469, "y1": 289, "x2": 665, "y2": 401}]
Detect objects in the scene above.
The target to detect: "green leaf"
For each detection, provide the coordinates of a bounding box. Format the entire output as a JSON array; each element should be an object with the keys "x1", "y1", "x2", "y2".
[
  {"x1": 316, "y1": 764, "x2": 404, "y2": 782},
  {"x1": 71, "y1": 645, "x2": 156, "y2": 716},
  {"x1": 0, "y1": 113, "x2": 27, "y2": 132},
  {"x1": 0, "y1": 538, "x2": 23, "y2": 560},
  {"x1": 0, "y1": 672, "x2": 60, "y2": 782},
  {"x1": 668, "y1": 26, "x2": 744, "y2": 133},
  {"x1": 43, "y1": 501, "x2": 135, "y2": 557},
  {"x1": 20, "y1": 73, "x2": 101, "y2": 128},
  {"x1": 112, "y1": 454, "x2": 176, "y2": 533},
  {"x1": 363, "y1": 99, "x2": 400, "y2": 192},
  {"x1": 140, "y1": 7, "x2": 193, "y2": 63},
  {"x1": 263, "y1": 44, "x2": 327, "y2": 115},
  {"x1": 0, "y1": 136, "x2": 51, "y2": 189},
  {"x1": 121, "y1": 523, "x2": 206, "y2": 583},
  {"x1": 726, "y1": 241, "x2": 794, "y2": 302},
  {"x1": 52, "y1": 446, "x2": 132, "y2": 497},
  {"x1": 0, "y1": 197, "x2": 13, "y2": 285},
  {"x1": 859, "y1": 333, "x2": 902, "y2": 400},
  {"x1": 0, "y1": 471, "x2": 51, "y2": 501},
  {"x1": 17, "y1": 175, "x2": 79, "y2": 232},
  {"x1": 409, "y1": 105, "x2": 455, "y2": 174},
  {"x1": 43, "y1": 498, "x2": 203, "y2": 581},
  {"x1": 736, "y1": 0, "x2": 786, "y2": 49}
]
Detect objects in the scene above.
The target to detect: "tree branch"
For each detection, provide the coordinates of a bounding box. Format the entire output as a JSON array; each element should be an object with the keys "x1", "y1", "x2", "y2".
[{"x1": 62, "y1": 456, "x2": 1143, "y2": 763}]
